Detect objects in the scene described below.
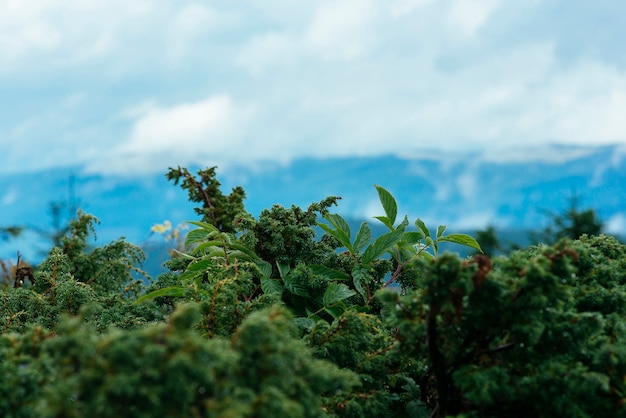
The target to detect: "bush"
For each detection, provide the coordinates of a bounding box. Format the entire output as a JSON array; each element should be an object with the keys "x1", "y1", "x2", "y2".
[{"x1": 2, "y1": 166, "x2": 626, "y2": 417}]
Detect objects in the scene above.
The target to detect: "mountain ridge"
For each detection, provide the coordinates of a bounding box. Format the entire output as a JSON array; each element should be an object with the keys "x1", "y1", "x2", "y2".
[{"x1": 1, "y1": 144, "x2": 624, "y2": 263}]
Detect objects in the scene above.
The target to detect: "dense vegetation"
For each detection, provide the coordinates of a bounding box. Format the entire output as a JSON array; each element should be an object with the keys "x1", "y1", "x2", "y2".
[{"x1": 1, "y1": 166, "x2": 625, "y2": 417}]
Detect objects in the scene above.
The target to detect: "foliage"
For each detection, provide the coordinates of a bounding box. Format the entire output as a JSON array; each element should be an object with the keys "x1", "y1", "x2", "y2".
[
  {"x1": 537, "y1": 196, "x2": 605, "y2": 244},
  {"x1": 2, "y1": 165, "x2": 626, "y2": 417},
  {"x1": 166, "y1": 166, "x2": 246, "y2": 233}
]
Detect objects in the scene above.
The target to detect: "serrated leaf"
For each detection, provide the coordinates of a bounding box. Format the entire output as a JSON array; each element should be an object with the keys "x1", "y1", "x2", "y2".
[
  {"x1": 324, "y1": 213, "x2": 352, "y2": 238},
  {"x1": 361, "y1": 228, "x2": 404, "y2": 265},
  {"x1": 284, "y1": 275, "x2": 310, "y2": 297},
  {"x1": 397, "y1": 215, "x2": 409, "y2": 232},
  {"x1": 436, "y1": 225, "x2": 447, "y2": 238},
  {"x1": 319, "y1": 215, "x2": 353, "y2": 252},
  {"x1": 415, "y1": 218, "x2": 431, "y2": 239},
  {"x1": 353, "y1": 222, "x2": 372, "y2": 253},
  {"x1": 419, "y1": 251, "x2": 435, "y2": 261},
  {"x1": 293, "y1": 317, "x2": 316, "y2": 331},
  {"x1": 323, "y1": 282, "x2": 356, "y2": 307},
  {"x1": 308, "y1": 265, "x2": 351, "y2": 281},
  {"x1": 403, "y1": 231, "x2": 424, "y2": 245},
  {"x1": 276, "y1": 262, "x2": 290, "y2": 280},
  {"x1": 228, "y1": 243, "x2": 260, "y2": 260},
  {"x1": 374, "y1": 216, "x2": 394, "y2": 230},
  {"x1": 375, "y1": 185, "x2": 397, "y2": 226},
  {"x1": 352, "y1": 264, "x2": 370, "y2": 299},
  {"x1": 260, "y1": 277, "x2": 284, "y2": 295},
  {"x1": 255, "y1": 260, "x2": 272, "y2": 278},
  {"x1": 185, "y1": 229, "x2": 212, "y2": 245},
  {"x1": 438, "y1": 234, "x2": 483, "y2": 252},
  {"x1": 185, "y1": 259, "x2": 213, "y2": 272},
  {"x1": 325, "y1": 306, "x2": 344, "y2": 320},
  {"x1": 135, "y1": 286, "x2": 187, "y2": 304},
  {"x1": 186, "y1": 221, "x2": 220, "y2": 232}
]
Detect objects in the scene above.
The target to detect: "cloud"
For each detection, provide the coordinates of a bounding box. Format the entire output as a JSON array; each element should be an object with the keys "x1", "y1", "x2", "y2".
[
  {"x1": 86, "y1": 95, "x2": 259, "y2": 175},
  {"x1": 606, "y1": 213, "x2": 626, "y2": 236},
  {"x1": 3, "y1": 0, "x2": 626, "y2": 176}
]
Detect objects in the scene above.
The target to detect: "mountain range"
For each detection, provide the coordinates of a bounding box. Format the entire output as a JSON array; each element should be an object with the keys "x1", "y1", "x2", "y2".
[{"x1": 1, "y1": 144, "x2": 625, "y2": 268}]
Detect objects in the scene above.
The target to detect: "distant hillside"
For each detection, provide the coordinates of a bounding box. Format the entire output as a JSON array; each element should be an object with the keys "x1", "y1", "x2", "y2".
[{"x1": 1, "y1": 144, "x2": 624, "y2": 264}]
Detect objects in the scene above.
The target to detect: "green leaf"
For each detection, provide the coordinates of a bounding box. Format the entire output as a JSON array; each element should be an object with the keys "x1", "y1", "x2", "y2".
[
  {"x1": 353, "y1": 222, "x2": 372, "y2": 253},
  {"x1": 325, "y1": 306, "x2": 344, "y2": 320},
  {"x1": 293, "y1": 317, "x2": 316, "y2": 331},
  {"x1": 438, "y1": 234, "x2": 483, "y2": 252},
  {"x1": 397, "y1": 215, "x2": 409, "y2": 232},
  {"x1": 308, "y1": 265, "x2": 351, "y2": 281},
  {"x1": 324, "y1": 213, "x2": 351, "y2": 238},
  {"x1": 260, "y1": 277, "x2": 284, "y2": 295},
  {"x1": 319, "y1": 213, "x2": 353, "y2": 252},
  {"x1": 185, "y1": 229, "x2": 211, "y2": 245},
  {"x1": 362, "y1": 228, "x2": 404, "y2": 265},
  {"x1": 228, "y1": 243, "x2": 260, "y2": 260},
  {"x1": 276, "y1": 262, "x2": 290, "y2": 280},
  {"x1": 135, "y1": 286, "x2": 187, "y2": 304},
  {"x1": 403, "y1": 231, "x2": 424, "y2": 245},
  {"x1": 352, "y1": 264, "x2": 370, "y2": 299},
  {"x1": 284, "y1": 275, "x2": 309, "y2": 297},
  {"x1": 186, "y1": 220, "x2": 220, "y2": 231},
  {"x1": 436, "y1": 225, "x2": 447, "y2": 238},
  {"x1": 374, "y1": 216, "x2": 394, "y2": 230},
  {"x1": 255, "y1": 260, "x2": 272, "y2": 278},
  {"x1": 323, "y1": 282, "x2": 356, "y2": 307},
  {"x1": 415, "y1": 218, "x2": 430, "y2": 238},
  {"x1": 185, "y1": 259, "x2": 213, "y2": 272},
  {"x1": 375, "y1": 185, "x2": 397, "y2": 226}
]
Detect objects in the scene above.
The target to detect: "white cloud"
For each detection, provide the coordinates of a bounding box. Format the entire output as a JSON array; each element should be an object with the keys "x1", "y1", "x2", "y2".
[
  {"x1": 304, "y1": 0, "x2": 378, "y2": 60},
  {"x1": 606, "y1": 213, "x2": 626, "y2": 236},
  {"x1": 86, "y1": 95, "x2": 258, "y2": 175},
  {"x1": 3, "y1": 0, "x2": 626, "y2": 176},
  {"x1": 447, "y1": 0, "x2": 500, "y2": 36}
]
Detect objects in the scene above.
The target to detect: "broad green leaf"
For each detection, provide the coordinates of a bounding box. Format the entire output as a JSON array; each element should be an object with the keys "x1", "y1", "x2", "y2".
[
  {"x1": 186, "y1": 220, "x2": 220, "y2": 232},
  {"x1": 226, "y1": 250, "x2": 255, "y2": 263},
  {"x1": 284, "y1": 275, "x2": 309, "y2": 297},
  {"x1": 276, "y1": 262, "x2": 290, "y2": 280},
  {"x1": 353, "y1": 222, "x2": 372, "y2": 253},
  {"x1": 324, "y1": 213, "x2": 352, "y2": 239},
  {"x1": 415, "y1": 218, "x2": 430, "y2": 238},
  {"x1": 352, "y1": 264, "x2": 370, "y2": 299},
  {"x1": 260, "y1": 277, "x2": 284, "y2": 295},
  {"x1": 135, "y1": 286, "x2": 187, "y2": 304},
  {"x1": 308, "y1": 265, "x2": 351, "y2": 281},
  {"x1": 436, "y1": 225, "x2": 447, "y2": 238},
  {"x1": 361, "y1": 228, "x2": 404, "y2": 265},
  {"x1": 185, "y1": 259, "x2": 213, "y2": 272},
  {"x1": 255, "y1": 260, "x2": 272, "y2": 278},
  {"x1": 397, "y1": 215, "x2": 409, "y2": 232},
  {"x1": 293, "y1": 317, "x2": 316, "y2": 331},
  {"x1": 228, "y1": 243, "x2": 260, "y2": 260},
  {"x1": 402, "y1": 231, "x2": 424, "y2": 245},
  {"x1": 438, "y1": 234, "x2": 483, "y2": 252},
  {"x1": 374, "y1": 216, "x2": 394, "y2": 230},
  {"x1": 375, "y1": 185, "x2": 397, "y2": 226},
  {"x1": 319, "y1": 215, "x2": 353, "y2": 252},
  {"x1": 185, "y1": 229, "x2": 211, "y2": 245},
  {"x1": 323, "y1": 282, "x2": 356, "y2": 307},
  {"x1": 325, "y1": 306, "x2": 344, "y2": 320},
  {"x1": 192, "y1": 240, "x2": 225, "y2": 254},
  {"x1": 419, "y1": 251, "x2": 435, "y2": 261}
]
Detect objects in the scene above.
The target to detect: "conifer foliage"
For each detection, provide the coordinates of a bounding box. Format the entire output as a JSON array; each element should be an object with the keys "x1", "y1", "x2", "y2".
[{"x1": 1, "y1": 166, "x2": 626, "y2": 417}]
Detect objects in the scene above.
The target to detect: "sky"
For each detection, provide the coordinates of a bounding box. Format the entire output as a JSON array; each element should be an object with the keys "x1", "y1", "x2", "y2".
[{"x1": 2, "y1": 0, "x2": 626, "y2": 177}]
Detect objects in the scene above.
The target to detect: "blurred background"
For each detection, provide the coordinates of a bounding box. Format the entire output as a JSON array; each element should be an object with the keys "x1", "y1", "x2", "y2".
[{"x1": 1, "y1": 1, "x2": 625, "y2": 273}]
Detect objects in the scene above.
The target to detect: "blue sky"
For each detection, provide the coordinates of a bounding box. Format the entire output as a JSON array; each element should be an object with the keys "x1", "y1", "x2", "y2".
[{"x1": 2, "y1": 0, "x2": 626, "y2": 177}]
